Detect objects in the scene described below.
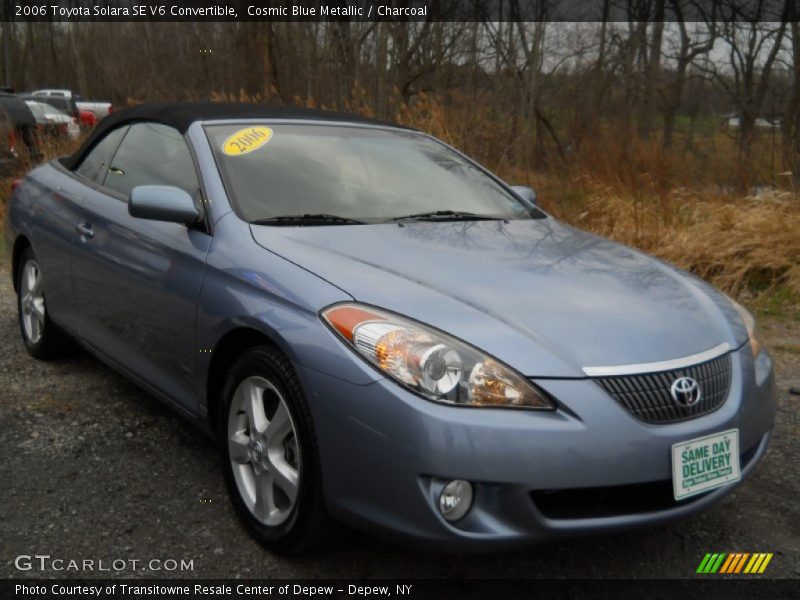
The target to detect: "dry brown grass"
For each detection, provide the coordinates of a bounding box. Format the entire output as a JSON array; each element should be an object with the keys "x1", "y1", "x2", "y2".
[
  {"x1": 0, "y1": 177, "x2": 12, "y2": 224},
  {"x1": 558, "y1": 188, "x2": 800, "y2": 300},
  {"x1": 665, "y1": 197, "x2": 800, "y2": 297}
]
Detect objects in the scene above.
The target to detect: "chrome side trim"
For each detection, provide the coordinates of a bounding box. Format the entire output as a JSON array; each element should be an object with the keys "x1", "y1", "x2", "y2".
[{"x1": 582, "y1": 342, "x2": 732, "y2": 377}]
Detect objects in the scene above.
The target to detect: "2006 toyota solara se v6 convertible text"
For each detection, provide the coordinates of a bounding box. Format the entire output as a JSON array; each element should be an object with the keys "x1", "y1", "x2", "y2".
[{"x1": 5, "y1": 102, "x2": 776, "y2": 554}]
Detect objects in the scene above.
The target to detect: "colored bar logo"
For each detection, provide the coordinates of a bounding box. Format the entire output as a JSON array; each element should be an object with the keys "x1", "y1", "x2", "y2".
[{"x1": 696, "y1": 553, "x2": 773, "y2": 574}]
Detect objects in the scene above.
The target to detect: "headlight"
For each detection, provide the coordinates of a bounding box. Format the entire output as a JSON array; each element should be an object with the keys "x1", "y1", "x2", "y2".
[
  {"x1": 321, "y1": 303, "x2": 554, "y2": 410},
  {"x1": 728, "y1": 297, "x2": 762, "y2": 357}
]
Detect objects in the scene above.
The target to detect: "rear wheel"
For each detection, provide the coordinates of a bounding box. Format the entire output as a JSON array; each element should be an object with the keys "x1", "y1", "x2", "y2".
[
  {"x1": 16, "y1": 247, "x2": 71, "y2": 359},
  {"x1": 218, "y1": 346, "x2": 331, "y2": 554}
]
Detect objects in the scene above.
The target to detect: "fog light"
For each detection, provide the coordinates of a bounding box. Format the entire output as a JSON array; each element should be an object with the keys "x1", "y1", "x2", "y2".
[{"x1": 438, "y1": 479, "x2": 473, "y2": 522}]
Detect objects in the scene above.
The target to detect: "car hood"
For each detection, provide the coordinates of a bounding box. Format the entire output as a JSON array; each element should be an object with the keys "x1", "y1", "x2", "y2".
[{"x1": 251, "y1": 218, "x2": 746, "y2": 378}]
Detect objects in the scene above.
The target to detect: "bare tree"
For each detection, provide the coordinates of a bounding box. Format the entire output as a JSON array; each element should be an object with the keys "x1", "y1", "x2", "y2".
[
  {"x1": 662, "y1": 0, "x2": 717, "y2": 148},
  {"x1": 783, "y1": 0, "x2": 800, "y2": 186},
  {"x1": 640, "y1": 0, "x2": 666, "y2": 138},
  {"x1": 715, "y1": 0, "x2": 788, "y2": 172}
]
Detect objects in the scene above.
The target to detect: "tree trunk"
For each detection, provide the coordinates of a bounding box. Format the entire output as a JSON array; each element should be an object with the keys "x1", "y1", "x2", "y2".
[
  {"x1": 69, "y1": 26, "x2": 88, "y2": 96},
  {"x1": 640, "y1": 0, "x2": 665, "y2": 139},
  {"x1": 739, "y1": 106, "x2": 758, "y2": 187},
  {"x1": 784, "y1": 10, "x2": 800, "y2": 188},
  {"x1": 662, "y1": 63, "x2": 686, "y2": 149},
  {"x1": 375, "y1": 23, "x2": 388, "y2": 118},
  {"x1": 587, "y1": 0, "x2": 610, "y2": 140},
  {"x1": 262, "y1": 23, "x2": 272, "y2": 100}
]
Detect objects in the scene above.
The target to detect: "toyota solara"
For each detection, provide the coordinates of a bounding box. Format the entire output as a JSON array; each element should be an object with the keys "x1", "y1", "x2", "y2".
[{"x1": 5, "y1": 102, "x2": 776, "y2": 553}]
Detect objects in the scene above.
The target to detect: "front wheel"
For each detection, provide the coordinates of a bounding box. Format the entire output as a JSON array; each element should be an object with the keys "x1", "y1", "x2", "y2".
[{"x1": 218, "y1": 346, "x2": 332, "y2": 554}]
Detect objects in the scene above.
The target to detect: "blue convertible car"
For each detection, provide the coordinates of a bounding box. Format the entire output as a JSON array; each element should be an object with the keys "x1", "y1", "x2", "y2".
[{"x1": 5, "y1": 102, "x2": 776, "y2": 553}]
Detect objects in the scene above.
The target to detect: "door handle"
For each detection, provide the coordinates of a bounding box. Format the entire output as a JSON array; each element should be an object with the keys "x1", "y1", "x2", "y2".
[{"x1": 76, "y1": 223, "x2": 94, "y2": 239}]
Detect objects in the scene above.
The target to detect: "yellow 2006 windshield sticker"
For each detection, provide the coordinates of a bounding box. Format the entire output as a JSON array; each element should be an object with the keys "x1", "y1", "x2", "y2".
[{"x1": 222, "y1": 126, "x2": 273, "y2": 156}]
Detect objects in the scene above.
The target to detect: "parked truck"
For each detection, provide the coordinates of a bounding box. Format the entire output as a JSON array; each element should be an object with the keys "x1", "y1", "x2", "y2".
[{"x1": 31, "y1": 89, "x2": 113, "y2": 119}]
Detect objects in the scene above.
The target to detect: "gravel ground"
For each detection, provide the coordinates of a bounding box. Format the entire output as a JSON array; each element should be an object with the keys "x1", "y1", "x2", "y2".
[{"x1": 1, "y1": 264, "x2": 798, "y2": 580}]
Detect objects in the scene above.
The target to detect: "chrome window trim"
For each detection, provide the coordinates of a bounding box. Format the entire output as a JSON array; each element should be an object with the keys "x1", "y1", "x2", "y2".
[
  {"x1": 582, "y1": 342, "x2": 732, "y2": 377},
  {"x1": 198, "y1": 118, "x2": 411, "y2": 134}
]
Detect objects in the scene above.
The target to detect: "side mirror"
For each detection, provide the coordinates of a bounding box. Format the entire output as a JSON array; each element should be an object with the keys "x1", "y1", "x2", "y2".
[
  {"x1": 129, "y1": 185, "x2": 202, "y2": 224},
  {"x1": 511, "y1": 185, "x2": 538, "y2": 207}
]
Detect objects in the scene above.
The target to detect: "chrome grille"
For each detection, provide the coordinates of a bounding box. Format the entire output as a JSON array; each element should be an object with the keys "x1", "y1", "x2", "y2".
[{"x1": 595, "y1": 353, "x2": 732, "y2": 424}]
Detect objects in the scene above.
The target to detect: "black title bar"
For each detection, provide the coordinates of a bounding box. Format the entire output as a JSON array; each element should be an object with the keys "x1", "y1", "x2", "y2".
[{"x1": 2, "y1": 0, "x2": 794, "y2": 23}]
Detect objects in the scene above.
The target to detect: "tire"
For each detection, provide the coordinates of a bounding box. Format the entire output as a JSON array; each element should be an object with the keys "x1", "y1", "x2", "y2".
[
  {"x1": 218, "y1": 345, "x2": 332, "y2": 554},
  {"x1": 16, "y1": 246, "x2": 71, "y2": 359}
]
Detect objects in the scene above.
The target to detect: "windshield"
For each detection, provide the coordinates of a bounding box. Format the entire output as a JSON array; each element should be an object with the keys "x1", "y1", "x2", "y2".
[
  {"x1": 25, "y1": 102, "x2": 46, "y2": 121},
  {"x1": 26, "y1": 101, "x2": 64, "y2": 122},
  {"x1": 206, "y1": 123, "x2": 540, "y2": 223}
]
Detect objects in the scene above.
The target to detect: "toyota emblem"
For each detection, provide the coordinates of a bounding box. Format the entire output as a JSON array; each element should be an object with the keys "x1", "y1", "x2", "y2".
[{"x1": 670, "y1": 377, "x2": 702, "y2": 407}]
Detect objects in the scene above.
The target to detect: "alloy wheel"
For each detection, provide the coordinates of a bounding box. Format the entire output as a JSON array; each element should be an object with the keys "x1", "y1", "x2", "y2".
[
  {"x1": 20, "y1": 259, "x2": 45, "y2": 344},
  {"x1": 227, "y1": 376, "x2": 301, "y2": 526}
]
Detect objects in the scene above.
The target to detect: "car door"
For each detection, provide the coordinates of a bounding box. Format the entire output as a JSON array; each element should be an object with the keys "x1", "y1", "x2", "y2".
[
  {"x1": 70, "y1": 122, "x2": 212, "y2": 413},
  {"x1": 29, "y1": 125, "x2": 129, "y2": 332}
]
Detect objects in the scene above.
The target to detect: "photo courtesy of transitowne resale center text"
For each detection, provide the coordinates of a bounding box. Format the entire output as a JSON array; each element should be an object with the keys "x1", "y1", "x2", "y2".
[{"x1": 1, "y1": 0, "x2": 798, "y2": 598}]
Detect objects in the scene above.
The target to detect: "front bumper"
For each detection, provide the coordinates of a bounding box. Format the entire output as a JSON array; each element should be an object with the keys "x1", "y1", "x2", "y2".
[{"x1": 299, "y1": 346, "x2": 776, "y2": 551}]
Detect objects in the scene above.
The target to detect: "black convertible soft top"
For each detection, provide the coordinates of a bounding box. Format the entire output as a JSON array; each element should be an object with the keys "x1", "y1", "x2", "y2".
[{"x1": 62, "y1": 101, "x2": 411, "y2": 170}]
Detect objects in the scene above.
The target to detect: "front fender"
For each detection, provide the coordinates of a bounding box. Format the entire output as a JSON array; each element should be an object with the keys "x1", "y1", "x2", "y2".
[{"x1": 194, "y1": 214, "x2": 382, "y2": 419}]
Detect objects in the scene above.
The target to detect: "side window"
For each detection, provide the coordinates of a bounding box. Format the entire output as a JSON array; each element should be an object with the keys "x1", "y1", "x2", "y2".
[
  {"x1": 75, "y1": 125, "x2": 129, "y2": 183},
  {"x1": 102, "y1": 123, "x2": 199, "y2": 198},
  {"x1": 47, "y1": 98, "x2": 65, "y2": 112}
]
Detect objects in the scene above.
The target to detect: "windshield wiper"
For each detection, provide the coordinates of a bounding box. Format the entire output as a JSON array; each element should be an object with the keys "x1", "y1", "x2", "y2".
[
  {"x1": 252, "y1": 213, "x2": 366, "y2": 226},
  {"x1": 388, "y1": 210, "x2": 506, "y2": 222}
]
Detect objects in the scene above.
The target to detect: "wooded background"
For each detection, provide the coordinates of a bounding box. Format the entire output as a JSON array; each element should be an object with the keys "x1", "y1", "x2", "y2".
[{"x1": 3, "y1": 0, "x2": 800, "y2": 188}]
